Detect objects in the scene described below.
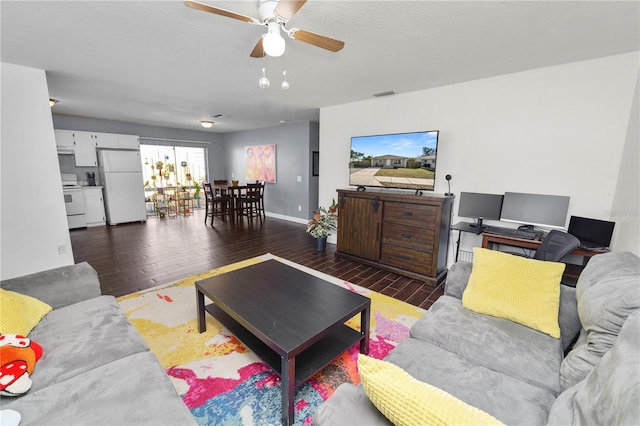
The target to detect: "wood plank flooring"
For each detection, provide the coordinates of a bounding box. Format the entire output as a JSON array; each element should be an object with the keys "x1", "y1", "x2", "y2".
[{"x1": 69, "y1": 210, "x2": 443, "y2": 309}]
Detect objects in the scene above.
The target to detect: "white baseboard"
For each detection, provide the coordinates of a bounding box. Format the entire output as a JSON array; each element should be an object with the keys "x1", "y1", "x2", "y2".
[
  {"x1": 264, "y1": 211, "x2": 309, "y2": 225},
  {"x1": 263, "y1": 212, "x2": 336, "y2": 245}
]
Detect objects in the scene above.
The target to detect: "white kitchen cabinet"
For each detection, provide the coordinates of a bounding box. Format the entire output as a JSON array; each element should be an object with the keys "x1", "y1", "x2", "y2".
[
  {"x1": 93, "y1": 132, "x2": 119, "y2": 149},
  {"x1": 55, "y1": 130, "x2": 98, "y2": 166},
  {"x1": 83, "y1": 187, "x2": 106, "y2": 226},
  {"x1": 118, "y1": 134, "x2": 140, "y2": 149},
  {"x1": 55, "y1": 129, "x2": 75, "y2": 151},
  {"x1": 73, "y1": 132, "x2": 98, "y2": 166}
]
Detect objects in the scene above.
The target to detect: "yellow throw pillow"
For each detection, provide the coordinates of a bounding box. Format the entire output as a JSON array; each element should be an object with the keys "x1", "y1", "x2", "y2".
[
  {"x1": 0, "y1": 289, "x2": 52, "y2": 336},
  {"x1": 358, "y1": 354, "x2": 504, "y2": 426},
  {"x1": 462, "y1": 248, "x2": 564, "y2": 338}
]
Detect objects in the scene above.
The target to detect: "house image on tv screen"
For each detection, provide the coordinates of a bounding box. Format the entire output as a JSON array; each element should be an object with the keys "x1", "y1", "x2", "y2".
[{"x1": 349, "y1": 130, "x2": 439, "y2": 191}]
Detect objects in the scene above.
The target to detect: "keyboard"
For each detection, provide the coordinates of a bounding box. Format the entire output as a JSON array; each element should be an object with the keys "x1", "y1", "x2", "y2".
[{"x1": 484, "y1": 226, "x2": 538, "y2": 240}]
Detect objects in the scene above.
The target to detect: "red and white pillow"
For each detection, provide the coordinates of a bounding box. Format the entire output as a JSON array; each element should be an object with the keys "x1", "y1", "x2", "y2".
[{"x1": 0, "y1": 334, "x2": 43, "y2": 397}]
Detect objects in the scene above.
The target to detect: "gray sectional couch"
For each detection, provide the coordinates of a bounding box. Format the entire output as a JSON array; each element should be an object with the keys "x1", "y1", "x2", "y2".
[
  {"x1": 1, "y1": 262, "x2": 196, "y2": 426},
  {"x1": 314, "y1": 251, "x2": 640, "y2": 425}
]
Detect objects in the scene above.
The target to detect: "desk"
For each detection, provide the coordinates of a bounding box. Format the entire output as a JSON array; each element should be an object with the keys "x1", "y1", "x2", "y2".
[
  {"x1": 481, "y1": 232, "x2": 607, "y2": 283},
  {"x1": 451, "y1": 222, "x2": 608, "y2": 283},
  {"x1": 451, "y1": 222, "x2": 494, "y2": 261}
]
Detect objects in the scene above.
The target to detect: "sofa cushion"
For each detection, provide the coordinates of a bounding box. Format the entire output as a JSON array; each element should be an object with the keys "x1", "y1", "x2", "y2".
[
  {"x1": 26, "y1": 295, "x2": 149, "y2": 392},
  {"x1": 549, "y1": 312, "x2": 640, "y2": 425},
  {"x1": 411, "y1": 296, "x2": 563, "y2": 394},
  {"x1": 0, "y1": 289, "x2": 52, "y2": 336},
  {"x1": 314, "y1": 382, "x2": 390, "y2": 426},
  {"x1": 445, "y1": 260, "x2": 580, "y2": 352},
  {"x1": 462, "y1": 248, "x2": 564, "y2": 338},
  {"x1": 358, "y1": 354, "x2": 504, "y2": 426},
  {"x1": 444, "y1": 260, "x2": 473, "y2": 299},
  {"x1": 384, "y1": 338, "x2": 556, "y2": 425},
  {"x1": 560, "y1": 252, "x2": 640, "y2": 390},
  {"x1": 2, "y1": 351, "x2": 197, "y2": 425}
]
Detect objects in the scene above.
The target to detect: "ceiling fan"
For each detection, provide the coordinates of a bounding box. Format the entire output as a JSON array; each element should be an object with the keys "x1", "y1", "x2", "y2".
[{"x1": 184, "y1": 0, "x2": 345, "y2": 58}]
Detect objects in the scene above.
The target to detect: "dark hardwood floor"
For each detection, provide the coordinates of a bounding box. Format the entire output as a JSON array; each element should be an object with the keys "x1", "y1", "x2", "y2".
[{"x1": 69, "y1": 209, "x2": 443, "y2": 309}]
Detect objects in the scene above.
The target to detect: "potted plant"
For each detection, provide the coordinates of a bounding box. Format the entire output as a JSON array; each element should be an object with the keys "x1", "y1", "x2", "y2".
[{"x1": 306, "y1": 199, "x2": 338, "y2": 251}]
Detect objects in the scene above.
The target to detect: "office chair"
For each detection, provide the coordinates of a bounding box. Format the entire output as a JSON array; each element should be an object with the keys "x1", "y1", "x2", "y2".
[{"x1": 533, "y1": 230, "x2": 580, "y2": 262}]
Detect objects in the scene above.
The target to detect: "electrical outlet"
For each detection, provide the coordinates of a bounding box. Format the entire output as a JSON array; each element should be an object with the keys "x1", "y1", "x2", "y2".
[
  {"x1": 297, "y1": 176, "x2": 302, "y2": 182},
  {"x1": 57, "y1": 244, "x2": 67, "y2": 254},
  {"x1": 298, "y1": 205, "x2": 302, "y2": 212}
]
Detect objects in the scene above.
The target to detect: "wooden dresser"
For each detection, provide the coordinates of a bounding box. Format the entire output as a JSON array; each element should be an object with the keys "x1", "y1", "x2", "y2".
[{"x1": 336, "y1": 189, "x2": 453, "y2": 286}]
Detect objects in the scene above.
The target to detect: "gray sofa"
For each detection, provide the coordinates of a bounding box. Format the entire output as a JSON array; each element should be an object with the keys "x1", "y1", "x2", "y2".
[
  {"x1": 314, "y1": 251, "x2": 640, "y2": 425},
  {"x1": 1, "y1": 262, "x2": 196, "y2": 426}
]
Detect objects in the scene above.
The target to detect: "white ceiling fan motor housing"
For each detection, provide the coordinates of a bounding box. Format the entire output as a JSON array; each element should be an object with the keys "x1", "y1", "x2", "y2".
[{"x1": 258, "y1": 0, "x2": 279, "y2": 22}]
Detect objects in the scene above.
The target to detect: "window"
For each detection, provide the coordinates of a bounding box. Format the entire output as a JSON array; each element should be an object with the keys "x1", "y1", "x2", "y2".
[{"x1": 141, "y1": 145, "x2": 207, "y2": 188}]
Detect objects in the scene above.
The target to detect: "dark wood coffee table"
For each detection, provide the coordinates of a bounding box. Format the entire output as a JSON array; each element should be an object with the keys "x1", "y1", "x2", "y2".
[{"x1": 195, "y1": 260, "x2": 370, "y2": 426}]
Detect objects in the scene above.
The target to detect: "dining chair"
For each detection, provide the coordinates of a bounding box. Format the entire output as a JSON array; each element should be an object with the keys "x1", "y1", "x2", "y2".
[
  {"x1": 203, "y1": 182, "x2": 214, "y2": 224},
  {"x1": 203, "y1": 182, "x2": 230, "y2": 226},
  {"x1": 237, "y1": 182, "x2": 263, "y2": 221},
  {"x1": 254, "y1": 181, "x2": 266, "y2": 218}
]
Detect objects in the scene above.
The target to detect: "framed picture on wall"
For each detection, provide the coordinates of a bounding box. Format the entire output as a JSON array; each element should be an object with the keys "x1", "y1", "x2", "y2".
[
  {"x1": 244, "y1": 144, "x2": 276, "y2": 183},
  {"x1": 312, "y1": 151, "x2": 319, "y2": 176}
]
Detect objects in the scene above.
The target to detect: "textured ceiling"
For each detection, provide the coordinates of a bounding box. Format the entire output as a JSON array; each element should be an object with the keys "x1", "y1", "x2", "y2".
[{"x1": 2, "y1": 1, "x2": 638, "y2": 133}]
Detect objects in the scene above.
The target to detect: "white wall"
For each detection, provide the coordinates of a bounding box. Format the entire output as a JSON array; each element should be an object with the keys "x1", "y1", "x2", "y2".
[
  {"x1": 1, "y1": 62, "x2": 74, "y2": 279},
  {"x1": 319, "y1": 53, "x2": 639, "y2": 256},
  {"x1": 610, "y1": 74, "x2": 640, "y2": 254}
]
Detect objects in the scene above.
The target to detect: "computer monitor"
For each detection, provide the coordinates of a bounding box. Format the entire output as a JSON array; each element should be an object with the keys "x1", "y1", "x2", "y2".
[
  {"x1": 500, "y1": 192, "x2": 570, "y2": 230},
  {"x1": 457, "y1": 192, "x2": 504, "y2": 227},
  {"x1": 568, "y1": 216, "x2": 615, "y2": 248}
]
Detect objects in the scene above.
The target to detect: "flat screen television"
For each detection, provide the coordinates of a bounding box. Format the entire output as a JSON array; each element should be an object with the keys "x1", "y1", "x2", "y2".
[
  {"x1": 349, "y1": 130, "x2": 439, "y2": 191},
  {"x1": 501, "y1": 192, "x2": 570, "y2": 230}
]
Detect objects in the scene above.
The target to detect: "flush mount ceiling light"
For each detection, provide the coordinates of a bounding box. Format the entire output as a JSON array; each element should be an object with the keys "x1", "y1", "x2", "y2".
[
  {"x1": 200, "y1": 120, "x2": 214, "y2": 128},
  {"x1": 49, "y1": 98, "x2": 59, "y2": 107}
]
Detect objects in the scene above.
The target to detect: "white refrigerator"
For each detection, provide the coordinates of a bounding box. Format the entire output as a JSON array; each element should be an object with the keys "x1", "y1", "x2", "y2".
[{"x1": 98, "y1": 150, "x2": 147, "y2": 225}]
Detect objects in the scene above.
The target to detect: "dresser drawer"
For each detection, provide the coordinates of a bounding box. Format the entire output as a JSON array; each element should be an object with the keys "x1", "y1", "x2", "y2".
[
  {"x1": 380, "y1": 245, "x2": 433, "y2": 276},
  {"x1": 382, "y1": 223, "x2": 435, "y2": 252},
  {"x1": 383, "y1": 202, "x2": 437, "y2": 228}
]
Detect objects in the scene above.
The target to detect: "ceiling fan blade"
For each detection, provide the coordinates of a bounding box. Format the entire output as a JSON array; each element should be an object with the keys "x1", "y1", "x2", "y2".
[
  {"x1": 274, "y1": 0, "x2": 307, "y2": 21},
  {"x1": 250, "y1": 38, "x2": 266, "y2": 58},
  {"x1": 291, "y1": 29, "x2": 345, "y2": 52},
  {"x1": 184, "y1": 1, "x2": 259, "y2": 24}
]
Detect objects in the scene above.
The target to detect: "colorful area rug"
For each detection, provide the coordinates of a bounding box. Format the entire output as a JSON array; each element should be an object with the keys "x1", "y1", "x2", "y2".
[{"x1": 117, "y1": 253, "x2": 425, "y2": 425}]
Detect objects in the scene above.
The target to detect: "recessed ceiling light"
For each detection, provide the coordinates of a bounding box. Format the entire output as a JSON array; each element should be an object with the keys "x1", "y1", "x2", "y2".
[{"x1": 200, "y1": 121, "x2": 214, "y2": 128}]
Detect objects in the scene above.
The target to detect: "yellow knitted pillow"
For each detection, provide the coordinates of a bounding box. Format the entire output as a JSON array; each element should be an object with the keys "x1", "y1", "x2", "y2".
[
  {"x1": 0, "y1": 289, "x2": 52, "y2": 336},
  {"x1": 358, "y1": 354, "x2": 504, "y2": 426},
  {"x1": 462, "y1": 248, "x2": 564, "y2": 338}
]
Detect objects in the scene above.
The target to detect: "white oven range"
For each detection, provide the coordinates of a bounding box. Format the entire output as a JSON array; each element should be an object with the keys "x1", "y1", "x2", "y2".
[{"x1": 61, "y1": 173, "x2": 86, "y2": 229}]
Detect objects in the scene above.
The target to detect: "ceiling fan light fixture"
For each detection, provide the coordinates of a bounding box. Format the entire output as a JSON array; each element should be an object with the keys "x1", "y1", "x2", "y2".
[
  {"x1": 200, "y1": 120, "x2": 214, "y2": 128},
  {"x1": 259, "y1": 67, "x2": 270, "y2": 89},
  {"x1": 281, "y1": 70, "x2": 289, "y2": 90},
  {"x1": 263, "y1": 22, "x2": 285, "y2": 57}
]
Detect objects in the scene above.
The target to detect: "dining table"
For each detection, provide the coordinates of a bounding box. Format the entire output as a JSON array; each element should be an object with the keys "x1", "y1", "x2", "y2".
[{"x1": 212, "y1": 183, "x2": 246, "y2": 222}]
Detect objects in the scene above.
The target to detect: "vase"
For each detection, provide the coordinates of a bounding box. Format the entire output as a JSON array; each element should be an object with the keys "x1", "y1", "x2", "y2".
[{"x1": 314, "y1": 236, "x2": 327, "y2": 251}]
